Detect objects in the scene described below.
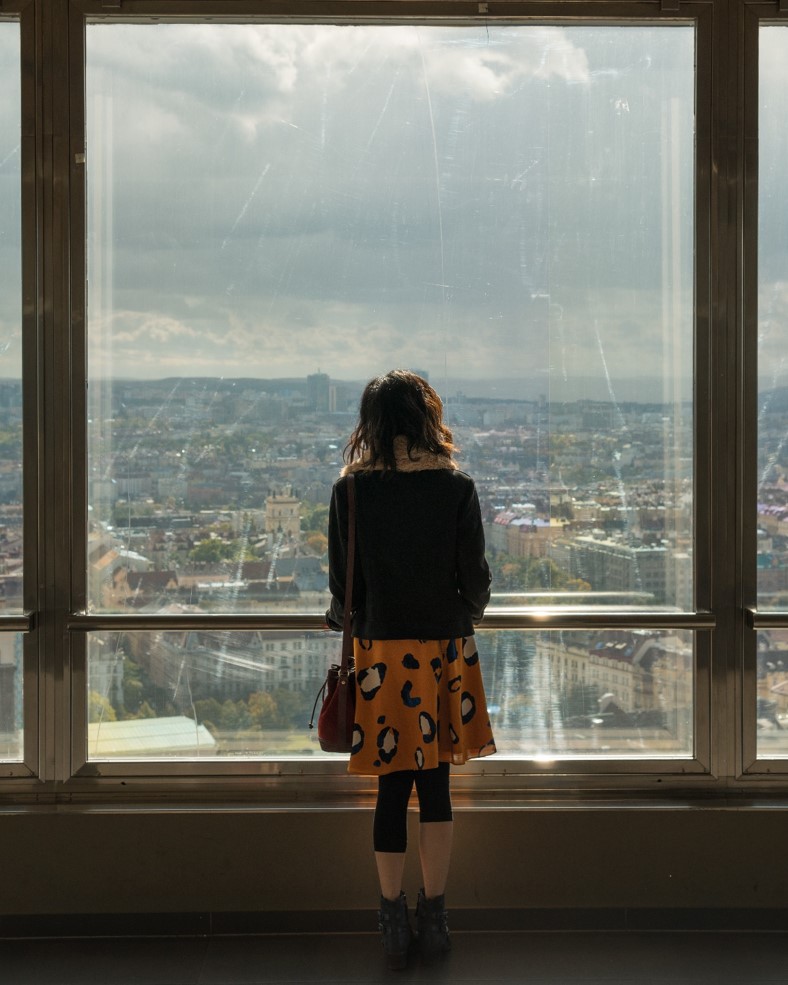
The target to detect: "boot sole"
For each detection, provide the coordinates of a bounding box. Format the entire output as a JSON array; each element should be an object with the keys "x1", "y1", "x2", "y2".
[{"x1": 386, "y1": 951, "x2": 408, "y2": 971}]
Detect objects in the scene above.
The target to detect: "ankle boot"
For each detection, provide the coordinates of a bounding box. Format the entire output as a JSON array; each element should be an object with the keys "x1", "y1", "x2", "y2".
[
  {"x1": 416, "y1": 887, "x2": 451, "y2": 962},
  {"x1": 378, "y1": 892, "x2": 413, "y2": 970}
]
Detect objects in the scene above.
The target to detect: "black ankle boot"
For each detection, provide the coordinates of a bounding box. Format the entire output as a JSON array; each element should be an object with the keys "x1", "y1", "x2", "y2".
[
  {"x1": 378, "y1": 892, "x2": 413, "y2": 971},
  {"x1": 416, "y1": 888, "x2": 451, "y2": 962}
]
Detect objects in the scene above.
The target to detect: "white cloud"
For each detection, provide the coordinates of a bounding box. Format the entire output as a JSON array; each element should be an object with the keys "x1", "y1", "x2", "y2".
[
  {"x1": 82, "y1": 23, "x2": 694, "y2": 383},
  {"x1": 761, "y1": 26, "x2": 788, "y2": 88}
]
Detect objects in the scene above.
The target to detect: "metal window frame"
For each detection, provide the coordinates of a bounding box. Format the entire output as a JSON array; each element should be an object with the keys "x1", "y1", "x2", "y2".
[
  {"x1": 0, "y1": 1, "x2": 39, "y2": 782},
  {"x1": 1, "y1": 0, "x2": 763, "y2": 805},
  {"x1": 741, "y1": 2, "x2": 788, "y2": 777}
]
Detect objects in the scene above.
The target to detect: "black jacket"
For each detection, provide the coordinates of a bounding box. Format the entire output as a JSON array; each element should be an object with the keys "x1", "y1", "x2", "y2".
[{"x1": 326, "y1": 468, "x2": 491, "y2": 640}]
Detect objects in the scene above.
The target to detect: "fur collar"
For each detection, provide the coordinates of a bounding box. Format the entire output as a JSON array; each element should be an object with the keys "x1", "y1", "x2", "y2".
[{"x1": 341, "y1": 435, "x2": 457, "y2": 475}]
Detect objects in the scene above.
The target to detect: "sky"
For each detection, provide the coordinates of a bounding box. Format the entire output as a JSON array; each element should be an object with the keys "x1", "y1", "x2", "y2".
[
  {"x1": 0, "y1": 24, "x2": 21, "y2": 381},
  {"x1": 1, "y1": 22, "x2": 787, "y2": 400},
  {"x1": 84, "y1": 22, "x2": 696, "y2": 401}
]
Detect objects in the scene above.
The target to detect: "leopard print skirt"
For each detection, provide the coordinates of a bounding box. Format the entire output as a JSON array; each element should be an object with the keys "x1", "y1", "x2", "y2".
[{"x1": 347, "y1": 636, "x2": 497, "y2": 776}]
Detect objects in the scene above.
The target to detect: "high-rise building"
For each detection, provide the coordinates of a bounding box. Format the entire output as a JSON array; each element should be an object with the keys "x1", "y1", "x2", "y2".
[{"x1": 306, "y1": 372, "x2": 330, "y2": 413}]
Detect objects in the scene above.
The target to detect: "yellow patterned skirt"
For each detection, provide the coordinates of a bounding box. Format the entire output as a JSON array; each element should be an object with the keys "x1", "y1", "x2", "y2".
[{"x1": 347, "y1": 637, "x2": 497, "y2": 776}]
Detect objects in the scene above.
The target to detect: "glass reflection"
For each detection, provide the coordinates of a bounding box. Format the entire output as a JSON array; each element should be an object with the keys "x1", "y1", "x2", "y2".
[
  {"x1": 86, "y1": 628, "x2": 693, "y2": 760},
  {"x1": 87, "y1": 629, "x2": 341, "y2": 758},
  {"x1": 86, "y1": 24, "x2": 695, "y2": 616},
  {"x1": 0, "y1": 633, "x2": 24, "y2": 761},
  {"x1": 481, "y1": 629, "x2": 693, "y2": 758},
  {"x1": 758, "y1": 27, "x2": 788, "y2": 611},
  {"x1": 757, "y1": 630, "x2": 788, "y2": 758},
  {"x1": 0, "y1": 24, "x2": 23, "y2": 763},
  {"x1": 0, "y1": 24, "x2": 23, "y2": 625}
]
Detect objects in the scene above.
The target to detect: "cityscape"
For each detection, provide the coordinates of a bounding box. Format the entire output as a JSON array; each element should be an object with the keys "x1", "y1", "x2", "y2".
[{"x1": 0, "y1": 373, "x2": 787, "y2": 759}]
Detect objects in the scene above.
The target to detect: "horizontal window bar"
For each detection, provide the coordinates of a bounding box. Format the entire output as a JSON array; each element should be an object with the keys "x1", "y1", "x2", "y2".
[
  {"x1": 68, "y1": 611, "x2": 714, "y2": 631},
  {"x1": 745, "y1": 609, "x2": 788, "y2": 629},
  {"x1": 0, "y1": 613, "x2": 34, "y2": 632},
  {"x1": 81, "y1": 1, "x2": 704, "y2": 19},
  {"x1": 480, "y1": 611, "x2": 713, "y2": 630}
]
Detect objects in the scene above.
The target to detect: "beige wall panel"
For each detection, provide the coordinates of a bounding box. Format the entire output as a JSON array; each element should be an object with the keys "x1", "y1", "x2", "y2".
[{"x1": 1, "y1": 809, "x2": 787, "y2": 915}]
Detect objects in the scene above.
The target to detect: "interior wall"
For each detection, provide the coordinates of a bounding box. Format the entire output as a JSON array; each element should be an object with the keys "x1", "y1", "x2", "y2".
[{"x1": 2, "y1": 808, "x2": 786, "y2": 915}]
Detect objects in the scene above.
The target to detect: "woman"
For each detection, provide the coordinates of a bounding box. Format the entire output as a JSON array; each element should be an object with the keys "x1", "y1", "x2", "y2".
[{"x1": 326, "y1": 370, "x2": 496, "y2": 970}]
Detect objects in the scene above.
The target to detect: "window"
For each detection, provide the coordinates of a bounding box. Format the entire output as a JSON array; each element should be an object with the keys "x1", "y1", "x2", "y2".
[
  {"x1": 5, "y1": 0, "x2": 788, "y2": 802},
  {"x1": 756, "y1": 24, "x2": 788, "y2": 760},
  {"x1": 0, "y1": 20, "x2": 23, "y2": 764},
  {"x1": 81, "y1": 21, "x2": 699, "y2": 766}
]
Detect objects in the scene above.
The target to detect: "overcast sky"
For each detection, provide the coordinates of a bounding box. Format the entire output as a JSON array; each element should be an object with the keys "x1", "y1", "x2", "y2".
[
  {"x1": 83, "y1": 22, "x2": 697, "y2": 400},
  {"x1": 2, "y1": 23, "x2": 787, "y2": 400},
  {"x1": 0, "y1": 24, "x2": 21, "y2": 381}
]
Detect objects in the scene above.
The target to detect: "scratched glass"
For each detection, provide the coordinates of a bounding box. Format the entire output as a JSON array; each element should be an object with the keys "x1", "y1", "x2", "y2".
[
  {"x1": 85, "y1": 627, "x2": 692, "y2": 760},
  {"x1": 756, "y1": 630, "x2": 788, "y2": 758},
  {"x1": 480, "y1": 629, "x2": 693, "y2": 759},
  {"x1": 85, "y1": 24, "x2": 694, "y2": 616},
  {"x1": 85, "y1": 629, "x2": 341, "y2": 759},
  {"x1": 758, "y1": 28, "x2": 788, "y2": 615},
  {"x1": 0, "y1": 25, "x2": 23, "y2": 762},
  {"x1": 757, "y1": 29, "x2": 788, "y2": 760}
]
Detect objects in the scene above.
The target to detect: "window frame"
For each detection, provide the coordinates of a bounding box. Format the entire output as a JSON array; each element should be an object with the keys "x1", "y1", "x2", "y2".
[
  {"x1": 741, "y1": 1, "x2": 788, "y2": 777},
  {"x1": 0, "y1": 0, "x2": 40, "y2": 782},
  {"x1": 55, "y1": 0, "x2": 717, "y2": 799},
  {"x1": 9, "y1": 0, "x2": 783, "y2": 805}
]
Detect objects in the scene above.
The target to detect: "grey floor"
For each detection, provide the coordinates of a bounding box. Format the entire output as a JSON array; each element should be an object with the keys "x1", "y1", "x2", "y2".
[{"x1": 0, "y1": 931, "x2": 786, "y2": 985}]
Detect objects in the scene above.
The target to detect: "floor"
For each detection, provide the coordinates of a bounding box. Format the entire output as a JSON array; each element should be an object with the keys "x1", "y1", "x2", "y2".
[{"x1": 0, "y1": 930, "x2": 786, "y2": 985}]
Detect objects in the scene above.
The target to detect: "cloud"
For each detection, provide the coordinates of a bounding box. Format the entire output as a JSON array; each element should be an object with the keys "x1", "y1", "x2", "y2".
[
  {"x1": 83, "y1": 23, "x2": 695, "y2": 385},
  {"x1": 761, "y1": 27, "x2": 788, "y2": 88},
  {"x1": 759, "y1": 281, "x2": 788, "y2": 375}
]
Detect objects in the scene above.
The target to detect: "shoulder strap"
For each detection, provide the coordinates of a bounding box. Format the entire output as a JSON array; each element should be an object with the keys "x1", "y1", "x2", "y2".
[{"x1": 340, "y1": 474, "x2": 356, "y2": 675}]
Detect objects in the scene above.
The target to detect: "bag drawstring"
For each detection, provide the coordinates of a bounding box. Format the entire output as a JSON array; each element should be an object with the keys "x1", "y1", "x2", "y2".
[{"x1": 308, "y1": 681, "x2": 327, "y2": 730}]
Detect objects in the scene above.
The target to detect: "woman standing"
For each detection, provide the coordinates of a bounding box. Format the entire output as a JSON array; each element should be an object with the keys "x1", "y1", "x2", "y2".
[{"x1": 326, "y1": 370, "x2": 496, "y2": 970}]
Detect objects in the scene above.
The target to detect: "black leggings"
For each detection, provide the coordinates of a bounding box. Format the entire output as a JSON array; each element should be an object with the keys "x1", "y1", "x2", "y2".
[{"x1": 373, "y1": 763, "x2": 452, "y2": 853}]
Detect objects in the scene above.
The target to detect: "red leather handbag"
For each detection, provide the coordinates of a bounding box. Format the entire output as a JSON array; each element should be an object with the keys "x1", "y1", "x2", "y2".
[
  {"x1": 309, "y1": 474, "x2": 356, "y2": 753},
  {"x1": 315, "y1": 659, "x2": 356, "y2": 753}
]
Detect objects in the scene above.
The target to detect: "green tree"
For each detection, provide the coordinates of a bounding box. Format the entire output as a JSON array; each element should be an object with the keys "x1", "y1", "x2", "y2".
[
  {"x1": 130, "y1": 700, "x2": 158, "y2": 720},
  {"x1": 248, "y1": 691, "x2": 278, "y2": 728},
  {"x1": 301, "y1": 502, "x2": 330, "y2": 536},
  {"x1": 193, "y1": 697, "x2": 224, "y2": 730},
  {"x1": 305, "y1": 532, "x2": 328, "y2": 556},
  {"x1": 189, "y1": 538, "x2": 232, "y2": 564},
  {"x1": 88, "y1": 691, "x2": 117, "y2": 723},
  {"x1": 271, "y1": 688, "x2": 307, "y2": 729},
  {"x1": 491, "y1": 553, "x2": 590, "y2": 595}
]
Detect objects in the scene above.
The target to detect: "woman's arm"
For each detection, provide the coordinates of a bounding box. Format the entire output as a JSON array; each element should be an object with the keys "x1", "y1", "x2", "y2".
[
  {"x1": 325, "y1": 478, "x2": 348, "y2": 631},
  {"x1": 456, "y1": 481, "x2": 492, "y2": 623}
]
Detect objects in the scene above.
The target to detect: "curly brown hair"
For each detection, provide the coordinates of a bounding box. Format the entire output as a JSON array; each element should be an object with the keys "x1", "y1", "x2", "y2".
[{"x1": 344, "y1": 370, "x2": 456, "y2": 471}]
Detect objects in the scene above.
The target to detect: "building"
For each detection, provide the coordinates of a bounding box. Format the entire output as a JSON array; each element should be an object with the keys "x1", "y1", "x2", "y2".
[
  {"x1": 306, "y1": 372, "x2": 330, "y2": 413},
  {"x1": 265, "y1": 488, "x2": 301, "y2": 541}
]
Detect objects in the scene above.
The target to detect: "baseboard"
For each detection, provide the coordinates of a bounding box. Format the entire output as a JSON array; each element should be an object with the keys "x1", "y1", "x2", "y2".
[{"x1": 1, "y1": 907, "x2": 787, "y2": 939}]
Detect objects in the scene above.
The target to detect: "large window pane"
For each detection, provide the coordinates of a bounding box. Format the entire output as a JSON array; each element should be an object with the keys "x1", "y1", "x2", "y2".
[
  {"x1": 86, "y1": 23, "x2": 695, "y2": 618},
  {"x1": 86, "y1": 627, "x2": 692, "y2": 760},
  {"x1": 0, "y1": 633, "x2": 23, "y2": 761},
  {"x1": 757, "y1": 630, "x2": 788, "y2": 758},
  {"x1": 85, "y1": 23, "x2": 695, "y2": 763},
  {"x1": 0, "y1": 23, "x2": 23, "y2": 763},
  {"x1": 87, "y1": 629, "x2": 340, "y2": 759},
  {"x1": 481, "y1": 629, "x2": 693, "y2": 759},
  {"x1": 757, "y1": 26, "x2": 788, "y2": 761},
  {"x1": 758, "y1": 27, "x2": 788, "y2": 614}
]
